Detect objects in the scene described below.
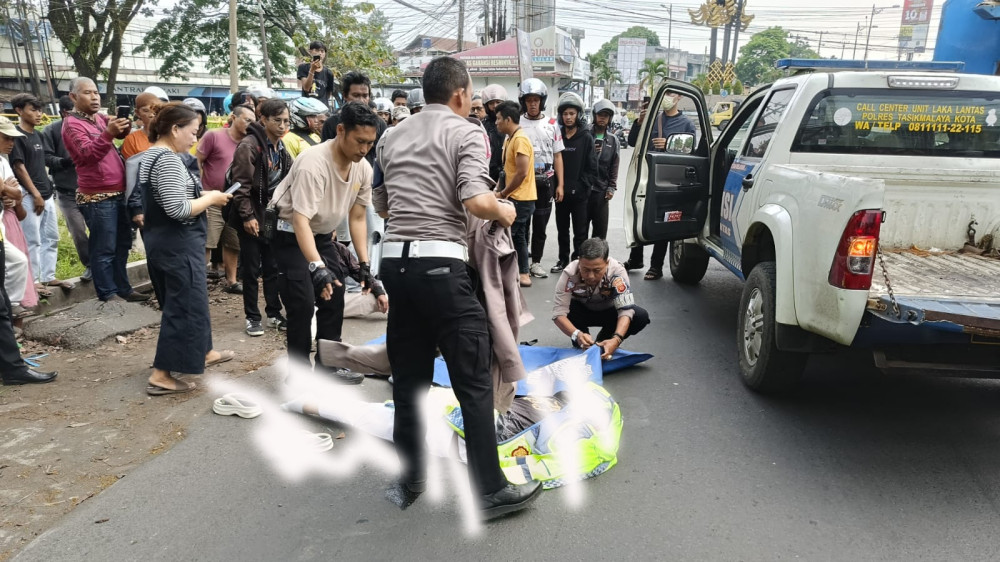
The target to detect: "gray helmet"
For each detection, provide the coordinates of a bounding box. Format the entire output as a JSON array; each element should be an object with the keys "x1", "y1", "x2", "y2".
[
  {"x1": 182, "y1": 97, "x2": 206, "y2": 115},
  {"x1": 406, "y1": 88, "x2": 425, "y2": 110},
  {"x1": 481, "y1": 84, "x2": 508, "y2": 104},
  {"x1": 289, "y1": 96, "x2": 328, "y2": 130},
  {"x1": 593, "y1": 99, "x2": 616, "y2": 119},
  {"x1": 518, "y1": 78, "x2": 548, "y2": 111},
  {"x1": 557, "y1": 92, "x2": 585, "y2": 115}
]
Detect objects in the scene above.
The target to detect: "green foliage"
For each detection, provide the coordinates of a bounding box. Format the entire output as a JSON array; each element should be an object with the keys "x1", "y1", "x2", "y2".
[
  {"x1": 733, "y1": 79, "x2": 744, "y2": 95},
  {"x1": 588, "y1": 26, "x2": 661, "y2": 75},
  {"x1": 709, "y1": 80, "x2": 721, "y2": 95},
  {"x1": 138, "y1": 0, "x2": 400, "y2": 87},
  {"x1": 588, "y1": 54, "x2": 621, "y2": 98},
  {"x1": 638, "y1": 58, "x2": 669, "y2": 96},
  {"x1": 734, "y1": 26, "x2": 820, "y2": 86},
  {"x1": 690, "y1": 73, "x2": 709, "y2": 92}
]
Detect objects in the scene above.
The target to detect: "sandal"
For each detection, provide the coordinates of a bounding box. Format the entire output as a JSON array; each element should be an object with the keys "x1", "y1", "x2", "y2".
[
  {"x1": 47, "y1": 279, "x2": 76, "y2": 290},
  {"x1": 146, "y1": 379, "x2": 197, "y2": 395},
  {"x1": 34, "y1": 284, "x2": 53, "y2": 298},
  {"x1": 205, "y1": 349, "x2": 236, "y2": 367},
  {"x1": 622, "y1": 260, "x2": 645, "y2": 271},
  {"x1": 644, "y1": 267, "x2": 663, "y2": 280},
  {"x1": 213, "y1": 393, "x2": 263, "y2": 418}
]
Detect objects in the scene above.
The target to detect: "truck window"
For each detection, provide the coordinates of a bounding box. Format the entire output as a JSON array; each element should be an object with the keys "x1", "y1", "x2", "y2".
[
  {"x1": 742, "y1": 89, "x2": 795, "y2": 158},
  {"x1": 792, "y1": 90, "x2": 1000, "y2": 157}
]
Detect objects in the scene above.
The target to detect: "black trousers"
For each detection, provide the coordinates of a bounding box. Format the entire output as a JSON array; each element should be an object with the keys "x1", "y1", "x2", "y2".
[
  {"x1": 0, "y1": 242, "x2": 27, "y2": 380},
  {"x1": 381, "y1": 255, "x2": 506, "y2": 496},
  {"x1": 629, "y1": 241, "x2": 669, "y2": 269},
  {"x1": 274, "y1": 232, "x2": 346, "y2": 364},
  {"x1": 587, "y1": 190, "x2": 610, "y2": 240},
  {"x1": 555, "y1": 192, "x2": 589, "y2": 264},
  {"x1": 238, "y1": 230, "x2": 283, "y2": 322},
  {"x1": 530, "y1": 176, "x2": 553, "y2": 263},
  {"x1": 567, "y1": 299, "x2": 650, "y2": 342}
]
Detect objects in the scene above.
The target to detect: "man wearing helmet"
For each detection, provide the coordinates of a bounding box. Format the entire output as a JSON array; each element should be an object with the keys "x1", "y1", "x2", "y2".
[
  {"x1": 285, "y1": 97, "x2": 329, "y2": 159},
  {"x1": 480, "y1": 84, "x2": 508, "y2": 182},
  {"x1": 518, "y1": 78, "x2": 564, "y2": 280},
  {"x1": 373, "y1": 98, "x2": 393, "y2": 125},
  {"x1": 406, "y1": 88, "x2": 425, "y2": 115},
  {"x1": 588, "y1": 99, "x2": 621, "y2": 240},
  {"x1": 551, "y1": 92, "x2": 597, "y2": 274}
]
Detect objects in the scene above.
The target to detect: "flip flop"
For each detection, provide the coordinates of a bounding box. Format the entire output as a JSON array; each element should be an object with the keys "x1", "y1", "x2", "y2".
[
  {"x1": 205, "y1": 350, "x2": 236, "y2": 367},
  {"x1": 47, "y1": 279, "x2": 76, "y2": 290},
  {"x1": 294, "y1": 430, "x2": 334, "y2": 453},
  {"x1": 34, "y1": 285, "x2": 53, "y2": 298},
  {"x1": 213, "y1": 393, "x2": 263, "y2": 419},
  {"x1": 146, "y1": 379, "x2": 197, "y2": 396},
  {"x1": 644, "y1": 268, "x2": 663, "y2": 281}
]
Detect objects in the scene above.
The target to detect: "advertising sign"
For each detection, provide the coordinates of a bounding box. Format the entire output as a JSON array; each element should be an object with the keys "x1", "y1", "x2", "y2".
[
  {"x1": 898, "y1": 0, "x2": 933, "y2": 54},
  {"x1": 616, "y1": 37, "x2": 647, "y2": 85},
  {"x1": 610, "y1": 85, "x2": 629, "y2": 102}
]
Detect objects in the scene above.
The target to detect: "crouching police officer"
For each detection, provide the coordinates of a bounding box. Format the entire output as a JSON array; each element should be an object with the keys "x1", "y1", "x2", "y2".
[
  {"x1": 374, "y1": 56, "x2": 543, "y2": 520},
  {"x1": 272, "y1": 102, "x2": 380, "y2": 383},
  {"x1": 552, "y1": 238, "x2": 650, "y2": 360}
]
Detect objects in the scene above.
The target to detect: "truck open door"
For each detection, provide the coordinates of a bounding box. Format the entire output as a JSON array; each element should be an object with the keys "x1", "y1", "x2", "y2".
[{"x1": 625, "y1": 80, "x2": 713, "y2": 249}]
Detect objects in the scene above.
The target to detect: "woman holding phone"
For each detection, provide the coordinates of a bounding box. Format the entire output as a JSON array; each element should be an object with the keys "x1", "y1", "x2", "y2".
[{"x1": 137, "y1": 102, "x2": 235, "y2": 395}]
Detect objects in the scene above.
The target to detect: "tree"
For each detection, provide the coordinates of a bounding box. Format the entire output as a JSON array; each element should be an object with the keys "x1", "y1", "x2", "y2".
[
  {"x1": 734, "y1": 27, "x2": 820, "y2": 86},
  {"x1": 47, "y1": 0, "x2": 150, "y2": 108},
  {"x1": 588, "y1": 25, "x2": 661, "y2": 79},
  {"x1": 139, "y1": 0, "x2": 399, "y2": 87},
  {"x1": 589, "y1": 55, "x2": 621, "y2": 99},
  {"x1": 638, "y1": 58, "x2": 668, "y2": 96}
]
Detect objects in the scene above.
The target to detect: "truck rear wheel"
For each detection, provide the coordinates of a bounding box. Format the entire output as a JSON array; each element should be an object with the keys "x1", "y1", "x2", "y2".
[
  {"x1": 718, "y1": 119, "x2": 730, "y2": 130},
  {"x1": 738, "y1": 262, "x2": 807, "y2": 393},
  {"x1": 669, "y1": 240, "x2": 710, "y2": 285}
]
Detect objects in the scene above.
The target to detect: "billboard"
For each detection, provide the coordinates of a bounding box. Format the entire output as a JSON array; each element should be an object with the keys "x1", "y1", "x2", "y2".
[
  {"x1": 610, "y1": 85, "x2": 629, "y2": 102},
  {"x1": 616, "y1": 37, "x2": 647, "y2": 85},
  {"x1": 898, "y1": 0, "x2": 933, "y2": 54}
]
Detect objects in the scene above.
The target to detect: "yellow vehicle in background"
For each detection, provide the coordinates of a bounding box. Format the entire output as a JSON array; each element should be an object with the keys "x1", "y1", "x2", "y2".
[{"x1": 709, "y1": 100, "x2": 740, "y2": 129}]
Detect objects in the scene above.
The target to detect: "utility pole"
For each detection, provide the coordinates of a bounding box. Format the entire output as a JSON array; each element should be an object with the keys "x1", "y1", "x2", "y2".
[
  {"x1": 16, "y1": 0, "x2": 43, "y2": 99},
  {"x1": 864, "y1": 4, "x2": 900, "y2": 62},
  {"x1": 817, "y1": 31, "x2": 824, "y2": 57},
  {"x1": 3, "y1": 3, "x2": 27, "y2": 94},
  {"x1": 709, "y1": 27, "x2": 718, "y2": 64},
  {"x1": 483, "y1": 0, "x2": 489, "y2": 44},
  {"x1": 667, "y1": 4, "x2": 672, "y2": 53},
  {"x1": 229, "y1": 0, "x2": 239, "y2": 94},
  {"x1": 457, "y1": 0, "x2": 465, "y2": 51},
  {"x1": 258, "y1": 0, "x2": 273, "y2": 86},
  {"x1": 853, "y1": 20, "x2": 863, "y2": 59}
]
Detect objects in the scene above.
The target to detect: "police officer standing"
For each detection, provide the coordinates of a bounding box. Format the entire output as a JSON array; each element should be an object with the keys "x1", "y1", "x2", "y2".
[{"x1": 374, "y1": 56, "x2": 542, "y2": 519}]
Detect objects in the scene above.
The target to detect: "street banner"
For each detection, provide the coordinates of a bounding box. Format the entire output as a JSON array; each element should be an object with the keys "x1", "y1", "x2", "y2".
[
  {"x1": 516, "y1": 28, "x2": 534, "y2": 83},
  {"x1": 898, "y1": 0, "x2": 933, "y2": 54}
]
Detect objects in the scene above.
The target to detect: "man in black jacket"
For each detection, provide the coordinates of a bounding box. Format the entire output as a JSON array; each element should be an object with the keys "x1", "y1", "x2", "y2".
[
  {"x1": 480, "y1": 84, "x2": 508, "y2": 182},
  {"x1": 42, "y1": 96, "x2": 90, "y2": 281},
  {"x1": 588, "y1": 99, "x2": 621, "y2": 240},
  {"x1": 550, "y1": 92, "x2": 597, "y2": 273}
]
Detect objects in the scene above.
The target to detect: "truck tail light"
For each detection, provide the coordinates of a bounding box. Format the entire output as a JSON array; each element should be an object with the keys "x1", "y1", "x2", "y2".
[{"x1": 828, "y1": 209, "x2": 883, "y2": 290}]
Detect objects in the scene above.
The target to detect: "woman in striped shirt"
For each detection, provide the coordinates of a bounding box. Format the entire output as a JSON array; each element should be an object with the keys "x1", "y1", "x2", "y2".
[{"x1": 138, "y1": 102, "x2": 234, "y2": 395}]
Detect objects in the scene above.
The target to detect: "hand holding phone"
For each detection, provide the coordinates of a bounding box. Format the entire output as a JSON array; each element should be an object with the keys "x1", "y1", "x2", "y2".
[
  {"x1": 116, "y1": 105, "x2": 131, "y2": 120},
  {"x1": 224, "y1": 182, "x2": 241, "y2": 195}
]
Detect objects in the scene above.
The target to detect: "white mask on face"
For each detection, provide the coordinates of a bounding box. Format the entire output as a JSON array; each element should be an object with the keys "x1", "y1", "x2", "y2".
[{"x1": 661, "y1": 96, "x2": 676, "y2": 112}]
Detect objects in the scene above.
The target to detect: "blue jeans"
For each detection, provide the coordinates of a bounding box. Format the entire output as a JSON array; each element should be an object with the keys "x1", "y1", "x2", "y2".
[
  {"x1": 80, "y1": 198, "x2": 133, "y2": 301},
  {"x1": 510, "y1": 199, "x2": 535, "y2": 274},
  {"x1": 20, "y1": 193, "x2": 60, "y2": 283}
]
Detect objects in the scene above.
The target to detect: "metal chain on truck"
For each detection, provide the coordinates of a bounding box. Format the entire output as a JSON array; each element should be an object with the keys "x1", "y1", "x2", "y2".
[{"x1": 877, "y1": 244, "x2": 901, "y2": 318}]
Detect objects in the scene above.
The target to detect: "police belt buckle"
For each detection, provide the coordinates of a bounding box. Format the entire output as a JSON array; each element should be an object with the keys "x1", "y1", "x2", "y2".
[
  {"x1": 276, "y1": 219, "x2": 294, "y2": 234},
  {"x1": 382, "y1": 240, "x2": 468, "y2": 262}
]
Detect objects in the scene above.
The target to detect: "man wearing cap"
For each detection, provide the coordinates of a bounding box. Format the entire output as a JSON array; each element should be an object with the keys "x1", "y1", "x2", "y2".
[
  {"x1": 374, "y1": 56, "x2": 542, "y2": 520},
  {"x1": 0, "y1": 116, "x2": 57, "y2": 385},
  {"x1": 62, "y1": 77, "x2": 147, "y2": 303}
]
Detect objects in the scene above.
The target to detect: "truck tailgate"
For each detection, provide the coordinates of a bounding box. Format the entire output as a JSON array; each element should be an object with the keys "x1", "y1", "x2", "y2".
[{"x1": 868, "y1": 250, "x2": 1000, "y2": 333}]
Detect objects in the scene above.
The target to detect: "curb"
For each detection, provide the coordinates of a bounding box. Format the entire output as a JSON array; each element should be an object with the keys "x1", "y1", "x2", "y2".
[{"x1": 34, "y1": 260, "x2": 153, "y2": 314}]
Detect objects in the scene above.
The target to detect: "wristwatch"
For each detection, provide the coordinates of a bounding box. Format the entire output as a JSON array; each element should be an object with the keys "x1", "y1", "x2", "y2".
[
  {"x1": 571, "y1": 329, "x2": 581, "y2": 343},
  {"x1": 308, "y1": 260, "x2": 325, "y2": 272}
]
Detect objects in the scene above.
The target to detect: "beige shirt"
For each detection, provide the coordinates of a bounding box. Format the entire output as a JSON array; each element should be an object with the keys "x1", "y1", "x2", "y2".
[
  {"x1": 552, "y1": 257, "x2": 636, "y2": 320},
  {"x1": 273, "y1": 140, "x2": 372, "y2": 235},
  {"x1": 373, "y1": 104, "x2": 494, "y2": 246}
]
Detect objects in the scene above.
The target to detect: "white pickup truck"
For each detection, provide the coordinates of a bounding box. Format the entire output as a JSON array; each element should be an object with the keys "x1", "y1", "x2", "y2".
[{"x1": 625, "y1": 59, "x2": 1000, "y2": 393}]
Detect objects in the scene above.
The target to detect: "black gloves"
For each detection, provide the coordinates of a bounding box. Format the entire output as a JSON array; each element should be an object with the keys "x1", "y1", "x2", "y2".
[
  {"x1": 359, "y1": 262, "x2": 378, "y2": 295},
  {"x1": 310, "y1": 266, "x2": 337, "y2": 296}
]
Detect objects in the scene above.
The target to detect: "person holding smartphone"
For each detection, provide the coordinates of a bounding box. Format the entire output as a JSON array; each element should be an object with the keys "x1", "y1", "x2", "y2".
[
  {"x1": 121, "y1": 92, "x2": 162, "y2": 160},
  {"x1": 297, "y1": 40, "x2": 335, "y2": 108}
]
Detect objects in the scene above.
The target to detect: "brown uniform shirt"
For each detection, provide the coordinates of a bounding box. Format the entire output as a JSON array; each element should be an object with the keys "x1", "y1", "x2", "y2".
[
  {"x1": 552, "y1": 257, "x2": 636, "y2": 320},
  {"x1": 373, "y1": 104, "x2": 493, "y2": 246}
]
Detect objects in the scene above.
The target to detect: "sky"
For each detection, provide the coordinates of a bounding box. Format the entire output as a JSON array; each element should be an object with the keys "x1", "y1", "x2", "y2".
[{"x1": 369, "y1": 0, "x2": 945, "y2": 61}]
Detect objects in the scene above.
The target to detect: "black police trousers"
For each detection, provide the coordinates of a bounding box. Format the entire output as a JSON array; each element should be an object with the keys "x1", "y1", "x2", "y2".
[
  {"x1": 568, "y1": 299, "x2": 651, "y2": 343},
  {"x1": 0, "y1": 242, "x2": 28, "y2": 380},
  {"x1": 274, "y1": 231, "x2": 346, "y2": 364},
  {"x1": 555, "y1": 190, "x2": 589, "y2": 264},
  {"x1": 381, "y1": 254, "x2": 507, "y2": 496}
]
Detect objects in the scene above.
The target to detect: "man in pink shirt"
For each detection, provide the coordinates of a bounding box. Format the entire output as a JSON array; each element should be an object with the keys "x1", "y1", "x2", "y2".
[
  {"x1": 196, "y1": 105, "x2": 252, "y2": 291},
  {"x1": 61, "y1": 77, "x2": 147, "y2": 303}
]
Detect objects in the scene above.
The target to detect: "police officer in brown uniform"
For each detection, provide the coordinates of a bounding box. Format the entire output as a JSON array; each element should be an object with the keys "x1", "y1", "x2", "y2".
[{"x1": 374, "y1": 56, "x2": 542, "y2": 519}]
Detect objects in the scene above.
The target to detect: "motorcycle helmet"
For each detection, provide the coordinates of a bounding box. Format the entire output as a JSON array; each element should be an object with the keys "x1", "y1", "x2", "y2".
[
  {"x1": 144, "y1": 86, "x2": 169, "y2": 102},
  {"x1": 373, "y1": 97, "x2": 393, "y2": 115},
  {"x1": 518, "y1": 78, "x2": 548, "y2": 112},
  {"x1": 406, "y1": 88, "x2": 425, "y2": 110},
  {"x1": 557, "y1": 92, "x2": 585, "y2": 115},
  {"x1": 593, "y1": 98, "x2": 616, "y2": 119},
  {"x1": 289, "y1": 96, "x2": 329, "y2": 130},
  {"x1": 481, "y1": 84, "x2": 508, "y2": 104}
]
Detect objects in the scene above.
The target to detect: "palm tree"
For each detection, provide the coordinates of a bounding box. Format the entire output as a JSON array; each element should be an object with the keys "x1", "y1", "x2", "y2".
[
  {"x1": 638, "y1": 58, "x2": 670, "y2": 96},
  {"x1": 592, "y1": 59, "x2": 621, "y2": 99}
]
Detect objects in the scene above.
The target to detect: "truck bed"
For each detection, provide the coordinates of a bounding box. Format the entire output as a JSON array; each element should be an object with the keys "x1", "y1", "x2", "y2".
[{"x1": 868, "y1": 250, "x2": 1000, "y2": 332}]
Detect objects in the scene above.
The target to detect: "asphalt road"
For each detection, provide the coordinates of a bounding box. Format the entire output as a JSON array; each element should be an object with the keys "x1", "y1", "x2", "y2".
[{"x1": 15, "y1": 148, "x2": 1000, "y2": 561}]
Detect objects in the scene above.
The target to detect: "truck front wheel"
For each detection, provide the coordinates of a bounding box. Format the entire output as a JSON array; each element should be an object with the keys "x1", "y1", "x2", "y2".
[
  {"x1": 737, "y1": 262, "x2": 807, "y2": 393},
  {"x1": 669, "y1": 240, "x2": 710, "y2": 285}
]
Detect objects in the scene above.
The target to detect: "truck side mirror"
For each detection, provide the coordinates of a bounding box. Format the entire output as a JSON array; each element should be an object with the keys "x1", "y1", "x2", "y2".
[{"x1": 666, "y1": 133, "x2": 695, "y2": 154}]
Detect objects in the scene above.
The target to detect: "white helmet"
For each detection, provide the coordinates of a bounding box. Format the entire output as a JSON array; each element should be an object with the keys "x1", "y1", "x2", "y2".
[
  {"x1": 289, "y1": 96, "x2": 328, "y2": 130},
  {"x1": 373, "y1": 97, "x2": 393, "y2": 114},
  {"x1": 406, "y1": 88, "x2": 425, "y2": 110},
  {"x1": 144, "y1": 86, "x2": 169, "y2": 102},
  {"x1": 518, "y1": 78, "x2": 548, "y2": 111},
  {"x1": 481, "y1": 84, "x2": 507, "y2": 104}
]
